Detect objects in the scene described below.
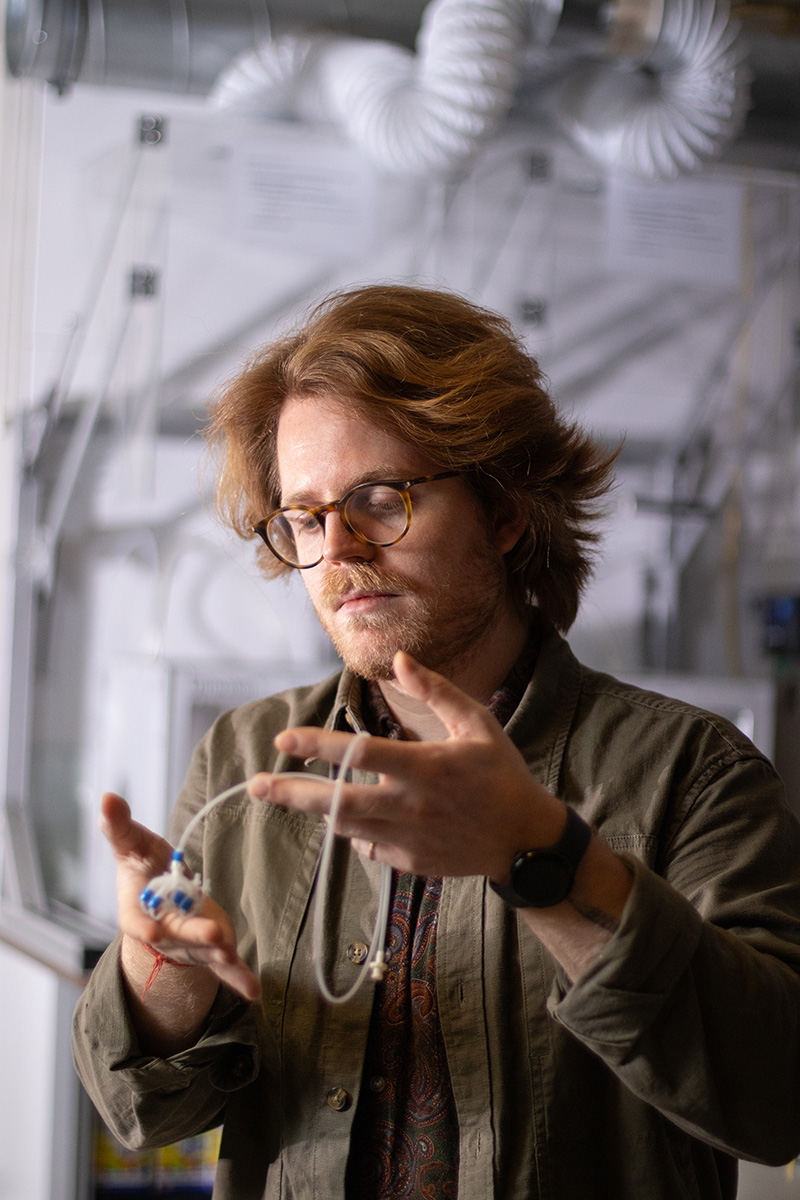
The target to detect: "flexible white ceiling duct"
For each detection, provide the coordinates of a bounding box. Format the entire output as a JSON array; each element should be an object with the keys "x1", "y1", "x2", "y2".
[
  {"x1": 211, "y1": 0, "x2": 529, "y2": 175},
  {"x1": 211, "y1": 0, "x2": 747, "y2": 179},
  {"x1": 550, "y1": 0, "x2": 750, "y2": 178}
]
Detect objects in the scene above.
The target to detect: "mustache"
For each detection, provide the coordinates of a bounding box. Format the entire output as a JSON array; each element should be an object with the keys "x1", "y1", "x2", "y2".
[{"x1": 318, "y1": 563, "x2": 413, "y2": 606}]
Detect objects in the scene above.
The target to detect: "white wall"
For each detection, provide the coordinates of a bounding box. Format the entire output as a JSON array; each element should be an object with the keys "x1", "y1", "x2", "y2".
[
  {"x1": 0, "y1": 943, "x2": 57, "y2": 1200},
  {"x1": 0, "y1": 941, "x2": 85, "y2": 1200}
]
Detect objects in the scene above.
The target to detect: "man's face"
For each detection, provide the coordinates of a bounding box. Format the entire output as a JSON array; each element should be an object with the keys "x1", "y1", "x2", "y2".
[{"x1": 275, "y1": 394, "x2": 518, "y2": 681}]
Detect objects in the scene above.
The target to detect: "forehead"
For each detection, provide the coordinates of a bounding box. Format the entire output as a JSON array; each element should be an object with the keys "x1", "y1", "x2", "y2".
[{"x1": 276, "y1": 393, "x2": 441, "y2": 500}]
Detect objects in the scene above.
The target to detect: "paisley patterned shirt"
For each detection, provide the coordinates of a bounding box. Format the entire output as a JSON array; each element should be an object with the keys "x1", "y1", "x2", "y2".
[{"x1": 345, "y1": 644, "x2": 537, "y2": 1199}]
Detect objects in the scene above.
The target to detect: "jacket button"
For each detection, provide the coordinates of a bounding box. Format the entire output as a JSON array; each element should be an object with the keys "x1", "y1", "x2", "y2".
[
  {"x1": 347, "y1": 942, "x2": 369, "y2": 964},
  {"x1": 326, "y1": 1086, "x2": 351, "y2": 1112}
]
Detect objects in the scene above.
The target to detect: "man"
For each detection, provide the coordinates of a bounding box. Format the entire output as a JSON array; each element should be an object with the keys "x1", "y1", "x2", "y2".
[{"x1": 74, "y1": 283, "x2": 800, "y2": 1199}]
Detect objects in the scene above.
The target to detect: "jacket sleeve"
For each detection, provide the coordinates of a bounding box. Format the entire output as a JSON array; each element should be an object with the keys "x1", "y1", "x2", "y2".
[
  {"x1": 549, "y1": 754, "x2": 800, "y2": 1165},
  {"x1": 72, "y1": 934, "x2": 261, "y2": 1149},
  {"x1": 70, "y1": 680, "x2": 331, "y2": 1152},
  {"x1": 72, "y1": 718, "x2": 263, "y2": 1151}
]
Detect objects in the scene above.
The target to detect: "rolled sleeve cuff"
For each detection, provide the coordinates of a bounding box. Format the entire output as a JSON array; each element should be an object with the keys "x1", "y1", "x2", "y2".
[
  {"x1": 548, "y1": 854, "x2": 704, "y2": 1065},
  {"x1": 74, "y1": 938, "x2": 260, "y2": 1096}
]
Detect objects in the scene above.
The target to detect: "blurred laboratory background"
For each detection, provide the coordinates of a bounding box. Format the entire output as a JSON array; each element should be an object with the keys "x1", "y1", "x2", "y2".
[{"x1": 0, "y1": 0, "x2": 798, "y2": 1195}]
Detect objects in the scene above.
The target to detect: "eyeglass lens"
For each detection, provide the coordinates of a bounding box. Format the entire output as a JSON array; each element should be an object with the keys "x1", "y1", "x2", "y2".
[{"x1": 267, "y1": 484, "x2": 410, "y2": 566}]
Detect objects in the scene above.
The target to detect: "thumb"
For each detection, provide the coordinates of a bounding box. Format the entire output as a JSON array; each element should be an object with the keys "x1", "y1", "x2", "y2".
[
  {"x1": 99, "y1": 792, "x2": 173, "y2": 862},
  {"x1": 391, "y1": 651, "x2": 499, "y2": 741},
  {"x1": 99, "y1": 792, "x2": 133, "y2": 844}
]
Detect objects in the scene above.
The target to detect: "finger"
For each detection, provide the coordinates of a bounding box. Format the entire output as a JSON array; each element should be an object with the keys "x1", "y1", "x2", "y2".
[
  {"x1": 269, "y1": 724, "x2": 428, "y2": 780},
  {"x1": 118, "y1": 897, "x2": 220, "y2": 947},
  {"x1": 249, "y1": 771, "x2": 388, "y2": 836},
  {"x1": 213, "y1": 958, "x2": 261, "y2": 1002},
  {"x1": 174, "y1": 947, "x2": 261, "y2": 1003},
  {"x1": 351, "y1": 836, "x2": 380, "y2": 861},
  {"x1": 350, "y1": 835, "x2": 421, "y2": 875},
  {"x1": 149, "y1": 911, "x2": 234, "y2": 954},
  {"x1": 248, "y1": 768, "x2": 345, "y2": 808},
  {"x1": 124, "y1": 905, "x2": 243, "y2": 972},
  {"x1": 127, "y1": 933, "x2": 261, "y2": 1002},
  {"x1": 160, "y1": 923, "x2": 262, "y2": 1000},
  {"x1": 270, "y1": 727, "x2": 372, "y2": 769},
  {"x1": 100, "y1": 792, "x2": 173, "y2": 863},
  {"x1": 99, "y1": 792, "x2": 132, "y2": 840},
  {"x1": 392, "y1": 651, "x2": 503, "y2": 741}
]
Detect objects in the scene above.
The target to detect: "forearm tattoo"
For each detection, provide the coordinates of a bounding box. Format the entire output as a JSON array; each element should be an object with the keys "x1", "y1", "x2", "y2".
[{"x1": 567, "y1": 897, "x2": 620, "y2": 934}]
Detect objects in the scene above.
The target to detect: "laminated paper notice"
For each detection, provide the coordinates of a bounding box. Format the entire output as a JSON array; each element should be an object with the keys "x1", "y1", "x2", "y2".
[
  {"x1": 230, "y1": 125, "x2": 376, "y2": 255},
  {"x1": 606, "y1": 175, "x2": 744, "y2": 290}
]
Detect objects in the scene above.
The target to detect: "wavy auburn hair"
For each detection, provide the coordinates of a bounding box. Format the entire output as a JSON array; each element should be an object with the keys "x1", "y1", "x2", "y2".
[{"x1": 206, "y1": 283, "x2": 616, "y2": 631}]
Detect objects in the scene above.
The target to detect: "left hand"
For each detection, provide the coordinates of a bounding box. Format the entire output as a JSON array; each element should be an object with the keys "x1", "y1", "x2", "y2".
[{"x1": 247, "y1": 651, "x2": 567, "y2": 881}]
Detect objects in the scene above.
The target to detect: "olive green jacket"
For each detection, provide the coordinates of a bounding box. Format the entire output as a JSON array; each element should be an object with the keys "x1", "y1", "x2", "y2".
[{"x1": 73, "y1": 620, "x2": 800, "y2": 1199}]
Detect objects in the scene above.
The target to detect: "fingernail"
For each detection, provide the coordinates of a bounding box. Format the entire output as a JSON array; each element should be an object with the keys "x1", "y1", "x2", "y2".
[{"x1": 248, "y1": 774, "x2": 270, "y2": 798}]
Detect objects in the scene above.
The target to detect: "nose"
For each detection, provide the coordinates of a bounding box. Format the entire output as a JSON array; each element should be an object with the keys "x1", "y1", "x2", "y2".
[{"x1": 321, "y1": 510, "x2": 375, "y2": 564}]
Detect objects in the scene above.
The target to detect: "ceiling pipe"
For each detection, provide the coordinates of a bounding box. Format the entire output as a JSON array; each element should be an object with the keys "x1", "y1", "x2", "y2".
[{"x1": 3, "y1": 0, "x2": 429, "y2": 94}]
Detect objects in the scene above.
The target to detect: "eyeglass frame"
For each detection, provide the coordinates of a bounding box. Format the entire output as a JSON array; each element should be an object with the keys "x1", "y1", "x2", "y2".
[{"x1": 253, "y1": 470, "x2": 462, "y2": 569}]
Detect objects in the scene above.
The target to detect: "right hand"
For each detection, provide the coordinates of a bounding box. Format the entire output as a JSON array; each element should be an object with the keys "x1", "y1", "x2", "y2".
[{"x1": 100, "y1": 792, "x2": 261, "y2": 1002}]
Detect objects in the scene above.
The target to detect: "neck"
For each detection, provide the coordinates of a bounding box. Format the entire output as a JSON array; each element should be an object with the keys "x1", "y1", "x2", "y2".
[{"x1": 377, "y1": 606, "x2": 533, "y2": 741}]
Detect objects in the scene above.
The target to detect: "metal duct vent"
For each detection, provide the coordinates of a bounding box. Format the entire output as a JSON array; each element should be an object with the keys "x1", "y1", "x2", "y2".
[{"x1": 4, "y1": 0, "x2": 430, "y2": 94}]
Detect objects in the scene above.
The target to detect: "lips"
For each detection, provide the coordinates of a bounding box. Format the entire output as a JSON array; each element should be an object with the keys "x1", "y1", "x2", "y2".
[
  {"x1": 319, "y1": 564, "x2": 410, "y2": 611},
  {"x1": 336, "y1": 589, "x2": 398, "y2": 613}
]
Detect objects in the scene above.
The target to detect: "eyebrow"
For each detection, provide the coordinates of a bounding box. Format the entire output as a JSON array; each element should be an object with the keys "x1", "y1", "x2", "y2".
[{"x1": 281, "y1": 467, "x2": 417, "y2": 507}]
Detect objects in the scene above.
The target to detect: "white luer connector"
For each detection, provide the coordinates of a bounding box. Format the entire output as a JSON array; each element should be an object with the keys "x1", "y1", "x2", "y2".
[{"x1": 139, "y1": 850, "x2": 204, "y2": 919}]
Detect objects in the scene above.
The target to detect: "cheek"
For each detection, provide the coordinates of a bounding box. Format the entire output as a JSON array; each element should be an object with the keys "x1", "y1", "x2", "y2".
[{"x1": 298, "y1": 568, "x2": 324, "y2": 609}]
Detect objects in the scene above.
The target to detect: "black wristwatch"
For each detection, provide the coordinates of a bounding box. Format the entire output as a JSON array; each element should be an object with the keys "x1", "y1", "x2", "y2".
[{"x1": 489, "y1": 806, "x2": 592, "y2": 909}]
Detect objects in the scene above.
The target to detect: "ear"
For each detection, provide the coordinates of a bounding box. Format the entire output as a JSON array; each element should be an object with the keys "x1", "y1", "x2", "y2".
[{"x1": 494, "y1": 500, "x2": 527, "y2": 556}]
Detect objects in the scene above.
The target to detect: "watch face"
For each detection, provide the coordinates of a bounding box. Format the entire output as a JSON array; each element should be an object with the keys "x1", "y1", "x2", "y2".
[
  {"x1": 513, "y1": 851, "x2": 573, "y2": 907},
  {"x1": 490, "y1": 807, "x2": 592, "y2": 909}
]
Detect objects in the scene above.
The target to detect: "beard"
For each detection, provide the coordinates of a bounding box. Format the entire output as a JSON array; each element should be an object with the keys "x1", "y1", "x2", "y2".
[{"x1": 311, "y1": 554, "x2": 508, "y2": 682}]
